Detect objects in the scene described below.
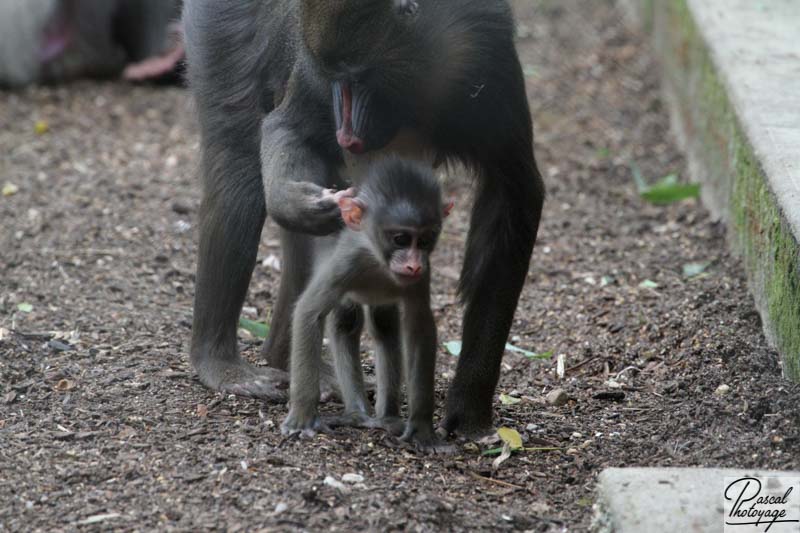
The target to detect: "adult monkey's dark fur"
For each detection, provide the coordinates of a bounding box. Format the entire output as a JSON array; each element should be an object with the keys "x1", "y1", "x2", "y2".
[{"x1": 183, "y1": 0, "x2": 544, "y2": 435}]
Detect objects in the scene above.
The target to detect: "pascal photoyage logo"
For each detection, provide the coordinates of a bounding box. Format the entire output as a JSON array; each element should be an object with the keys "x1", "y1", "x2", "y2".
[{"x1": 724, "y1": 476, "x2": 800, "y2": 532}]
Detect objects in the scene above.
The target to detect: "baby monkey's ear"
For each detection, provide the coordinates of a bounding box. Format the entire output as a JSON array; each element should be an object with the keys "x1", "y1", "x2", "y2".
[
  {"x1": 443, "y1": 200, "x2": 455, "y2": 218},
  {"x1": 339, "y1": 196, "x2": 365, "y2": 230}
]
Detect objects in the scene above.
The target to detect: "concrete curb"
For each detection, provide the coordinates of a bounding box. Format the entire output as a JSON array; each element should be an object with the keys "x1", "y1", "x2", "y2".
[
  {"x1": 620, "y1": 0, "x2": 800, "y2": 379},
  {"x1": 593, "y1": 468, "x2": 800, "y2": 532}
]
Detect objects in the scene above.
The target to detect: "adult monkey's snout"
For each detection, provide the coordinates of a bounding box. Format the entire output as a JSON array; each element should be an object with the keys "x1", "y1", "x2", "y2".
[{"x1": 333, "y1": 80, "x2": 366, "y2": 154}]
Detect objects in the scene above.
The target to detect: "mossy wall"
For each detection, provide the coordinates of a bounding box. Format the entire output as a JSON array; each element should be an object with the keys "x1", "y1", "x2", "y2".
[{"x1": 622, "y1": 0, "x2": 800, "y2": 379}]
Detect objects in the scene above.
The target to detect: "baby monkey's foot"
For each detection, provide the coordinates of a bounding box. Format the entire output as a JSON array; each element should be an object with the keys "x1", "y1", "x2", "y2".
[
  {"x1": 401, "y1": 423, "x2": 457, "y2": 455},
  {"x1": 323, "y1": 410, "x2": 373, "y2": 428},
  {"x1": 317, "y1": 364, "x2": 375, "y2": 403},
  {"x1": 281, "y1": 409, "x2": 332, "y2": 438},
  {"x1": 373, "y1": 415, "x2": 406, "y2": 436},
  {"x1": 324, "y1": 412, "x2": 405, "y2": 436}
]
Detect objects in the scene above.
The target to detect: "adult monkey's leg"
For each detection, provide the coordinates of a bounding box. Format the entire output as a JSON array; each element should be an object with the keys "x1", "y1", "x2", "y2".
[
  {"x1": 190, "y1": 144, "x2": 289, "y2": 400},
  {"x1": 257, "y1": 94, "x2": 349, "y2": 373},
  {"x1": 443, "y1": 154, "x2": 545, "y2": 436},
  {"x1": 185, "y1": 0, "x2": 288, "y2": 399},
  {"x1": 436, "y1": 11, "x2": 545, "y2": 435}
]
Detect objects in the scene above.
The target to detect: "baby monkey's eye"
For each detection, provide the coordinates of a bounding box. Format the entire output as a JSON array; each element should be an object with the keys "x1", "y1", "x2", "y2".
[
  {"x1": 417, "y1": 233, "x2": 436, "y2": 250},
  {"x1": 392, "y1": 233, "x2": 413, "y2": 247}
]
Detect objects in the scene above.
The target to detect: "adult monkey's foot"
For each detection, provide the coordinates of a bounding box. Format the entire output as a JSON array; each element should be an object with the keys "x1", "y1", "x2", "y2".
[
  {"x1": 439, "y1": 388, "x2": 495, "y2": 439},
  {"x1": 401, "y1": 424, "x2": 458, "y2": 455},
  {"x1": 193, "y1": 351, "x2": 288, "y2": 401},
  {"x1": 281, "y1": 409, "x2": 332, "y2": 438},
  {"x1": 193, "y1": 353, "x2": 362, "y2": 404}
]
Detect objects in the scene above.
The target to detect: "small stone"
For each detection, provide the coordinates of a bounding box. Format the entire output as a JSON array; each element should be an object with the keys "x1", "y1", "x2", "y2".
[
  {"x1": 342, "y1": 473, "x2": 364, "y2": 484},
  {"x1": 462, "y1": 442, "x2": 480, "y2": 454},
  {"x1": 715, "y1": 384, "x2": 731, "y2": 396},
  {"x1": 262, "y1": 254, "x2": 281, "y2": 271},
  {"x1": 48, "y1": 340, "x2": 73, "y2": 352},
  {"x1": 54, "y1": 379, "x2": 76, "y2": 391},
  {"x1": 546, "y1": 388, "x2": 569, "y2": 406},
  {"x1": 566, "y1": 448, "x2": 579, "y2": 455},
  {"x1": 571, "y1": 432, "x2": 582, "y2": 439},
  {"x1": 529, "y1": 501, "x2": 552, "y2": 514},
  {"x1": 323, "y1": 476, "x2": 347, "y2": 491},
  {"x1": 171, "y1": 201, "x2": 191, "y2": 214},
  {"x1": 174, "y1": 220, "x2": 191, "y2": 233},
  {"x1": 274, "y1": 502, "x2": 288, "y2": 515}
]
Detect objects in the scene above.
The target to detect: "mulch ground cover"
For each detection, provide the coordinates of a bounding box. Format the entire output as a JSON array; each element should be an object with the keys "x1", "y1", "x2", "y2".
[{"x1": 2, "y1": 1, "x2": 799, "y2": 531}]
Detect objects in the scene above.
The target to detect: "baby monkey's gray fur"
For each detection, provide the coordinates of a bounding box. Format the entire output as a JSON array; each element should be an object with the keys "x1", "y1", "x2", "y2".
[{"x1": 282, "y1": 158, "x2": 451, "y2": 452}]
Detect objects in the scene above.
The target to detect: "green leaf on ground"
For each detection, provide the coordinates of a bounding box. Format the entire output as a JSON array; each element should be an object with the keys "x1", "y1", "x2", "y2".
[
  {"x1": 17, "y1": 302, "x2": 33, "y2": 313},
  {"x1": 444, "y1": 341, "x2": 553, "y2": 359},
  {"x1": 497, "y1": 427, "x2": 523, "y2": 450},
  {"x1": 482, "y1": 427, "x2": 561, "y2": 456},
  {"x1": 444, "y1": 340, "x2": 462, "y2": 356},
  {"x1": 499, "y1": 393, "x2": 522, "y2": 405},
  {"x1": 448, "y1": 340, "x2": 551, "y2": 360},
  {"x1": 641, "y1": 180, "x2": 700, "y2": 204},
  {"x1": 631, "y1": 164, "x2": 700, "y2": 205},
  {"x1": 595, "y1": 147, "x2": 611, "y2": 159},
  {"x1": 505, "y1": 343, "x2": 553, "y2": 359},
  {"x1": 638, "y1": 279, "x2": 659, "y2": 289},
  {"x1": 482, "y1": 447, "x2": 505, "y2": 456},
  {"x1": 238, "y1": 318, "x2": 269, "y2": 338},
  {"x1": 2, "y1": 183, "x2": 19, "y2": 197},
  {"x1": 682, "y1": 262, "x2": 711, "y2": 278}
]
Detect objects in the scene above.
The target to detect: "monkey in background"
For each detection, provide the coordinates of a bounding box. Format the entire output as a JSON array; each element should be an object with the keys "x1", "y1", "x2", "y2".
[
  {"x1": 282, "y1": 158, "x2": 453, "y2": 452},
  {"x1": 0, "y1": 0, "x2": 183, "y2": 88}
]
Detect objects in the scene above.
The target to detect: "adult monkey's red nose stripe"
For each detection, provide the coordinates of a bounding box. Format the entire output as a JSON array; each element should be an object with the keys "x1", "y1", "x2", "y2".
[
  {"x1": 337, "y1": 82, "x2": 354, "y2": 138},
  {"x1": 336, "y1": 82, "x2": 365, "y2": 153}
]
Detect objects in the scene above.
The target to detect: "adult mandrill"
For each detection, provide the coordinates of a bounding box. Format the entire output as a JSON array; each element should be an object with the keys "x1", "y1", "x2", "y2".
[{"x1": 183, "y1": 0, "x2": 545, "y2": 436}]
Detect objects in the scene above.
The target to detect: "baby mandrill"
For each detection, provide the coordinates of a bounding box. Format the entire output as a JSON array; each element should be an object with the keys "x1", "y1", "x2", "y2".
[{"x1": 282, "y1": 157, "x2": 453, "y2": 452}]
